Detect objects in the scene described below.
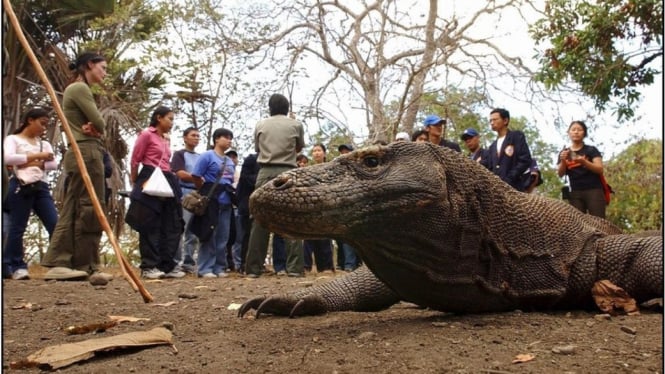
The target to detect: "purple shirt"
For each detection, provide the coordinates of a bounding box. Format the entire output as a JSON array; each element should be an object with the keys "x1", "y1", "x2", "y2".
[{"x1": 131, "y1": 127, "x2": 172, "y2": 172}]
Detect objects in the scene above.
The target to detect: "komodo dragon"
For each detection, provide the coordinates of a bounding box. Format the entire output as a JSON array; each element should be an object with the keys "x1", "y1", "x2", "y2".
[{"x1": 239, "y1": 142, "x2": 662, "y2": 318}]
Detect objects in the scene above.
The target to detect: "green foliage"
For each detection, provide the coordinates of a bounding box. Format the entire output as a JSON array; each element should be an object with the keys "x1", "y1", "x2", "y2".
[
  {"x1": 530, "y1": 0, "x2": 663, "y2": 120},
  {"x1": 604, "y1": 139, "x2": 662, "y2": 232}
]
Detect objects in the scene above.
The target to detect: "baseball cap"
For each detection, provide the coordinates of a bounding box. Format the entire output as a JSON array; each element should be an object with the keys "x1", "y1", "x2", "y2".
[
  {"x1": 460, "y1": 128, "x2": 479, "y2": 140},
  {"x1": 338, "y1": 144, "x2": 354, "y2": 152},
  {"x1": 423, "y1": 114, "x2": 446, "y2": 126},
  {"x1": 395, "y1": 132, "x2": 410, "y2": 141},
  {"x1": 225, "y1": 149, "x2": 238, "y2": 157}
]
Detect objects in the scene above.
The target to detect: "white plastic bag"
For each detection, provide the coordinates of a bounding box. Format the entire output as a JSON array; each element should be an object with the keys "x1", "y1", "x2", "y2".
[{"x1": 142, "y1": 167, "x2": 174, "y2": 198}]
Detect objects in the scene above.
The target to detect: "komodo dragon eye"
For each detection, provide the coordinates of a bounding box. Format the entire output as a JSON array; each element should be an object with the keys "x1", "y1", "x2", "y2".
[{"x1": 363, "y1": 156, "x2": 380, "y2": 168}]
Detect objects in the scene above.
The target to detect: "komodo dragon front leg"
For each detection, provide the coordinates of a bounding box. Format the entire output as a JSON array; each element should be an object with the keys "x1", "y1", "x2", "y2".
[
  {"x1": 595, "y1": 234, "x2": 663, "y2": 303},
  {"x1": 238, "y1": 266, "x2": 400, "y2": 318}
]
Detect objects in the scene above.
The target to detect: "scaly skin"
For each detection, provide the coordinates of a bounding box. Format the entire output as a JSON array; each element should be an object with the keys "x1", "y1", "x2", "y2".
[{"x1": 239, "y1": 142, "x2": 662, "y2": 318}]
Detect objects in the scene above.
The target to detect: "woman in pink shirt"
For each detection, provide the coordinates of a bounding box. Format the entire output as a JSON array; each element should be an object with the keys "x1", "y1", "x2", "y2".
[{"x1": 126, "y1": 106, "x2": 185, "y2": 279}]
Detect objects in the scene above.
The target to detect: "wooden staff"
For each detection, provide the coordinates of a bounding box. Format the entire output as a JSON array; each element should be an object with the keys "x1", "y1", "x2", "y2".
[{"x1": 3, "y1": 0, "x2": 153, "y2": 302}]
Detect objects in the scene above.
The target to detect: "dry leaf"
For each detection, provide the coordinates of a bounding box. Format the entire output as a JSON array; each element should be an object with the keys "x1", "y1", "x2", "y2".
[
  {"x1": 512, "y1": 353, "x2": 535, "y2": 364},
  {"x1": 108, "y1": 315, "x2": 151, "y2": 323},
  {"x1": 592, "y1": 280, "x2": 639, "y2": 315},
  {"x1": 11, "y1": 327, "x2": 172, "y2": 370},
  {"x1": 151, "y1": 301, "x2": 177, "y2": 307},
  {"x1": 65, "y1": 320, "x2": 118, "y2": 335}
]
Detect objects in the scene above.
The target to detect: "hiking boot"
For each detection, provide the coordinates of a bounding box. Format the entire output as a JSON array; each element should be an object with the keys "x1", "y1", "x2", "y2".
[
  {"x1": 164, "y1": 269, "x2": 186, "y2": 278},
  {"x1": 43, "y1": 267, "x2": 89, "y2": 281},
  {"x1": 12, "y1": 269, "x2": 29, "y2": 280},
  {"x1": 141, "y1": 268, "x2": 165, "y2": 279}
]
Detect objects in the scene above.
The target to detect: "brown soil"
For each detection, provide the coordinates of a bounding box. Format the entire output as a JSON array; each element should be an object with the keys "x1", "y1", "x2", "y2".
[{"x1": 2, "y1": 266, "x2": 662, "y2": 373}]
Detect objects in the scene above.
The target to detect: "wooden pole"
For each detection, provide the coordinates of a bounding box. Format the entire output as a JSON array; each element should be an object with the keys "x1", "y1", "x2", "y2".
[{"x1": 3, "y1": 0, "x2": 153, "y2": 302}]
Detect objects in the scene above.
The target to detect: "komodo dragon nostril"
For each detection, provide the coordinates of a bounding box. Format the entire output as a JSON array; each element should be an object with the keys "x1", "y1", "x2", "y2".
[{"x1": 272, "y1": 176, "x2": 294, "y2": 190}]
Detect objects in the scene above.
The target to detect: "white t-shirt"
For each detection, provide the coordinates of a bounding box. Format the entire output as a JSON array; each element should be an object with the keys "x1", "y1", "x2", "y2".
[
  {"x1": 3, "y1": 135, "x2": 57, "y2": 184},
  {"x1": 496, "y1": 135, "x2": 506, "y2": 156}
]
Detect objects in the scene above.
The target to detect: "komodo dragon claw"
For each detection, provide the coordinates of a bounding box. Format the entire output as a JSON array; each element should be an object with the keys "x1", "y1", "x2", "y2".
[{"x1": 239, "y1": 294, "x2": 328, "y2": 318}]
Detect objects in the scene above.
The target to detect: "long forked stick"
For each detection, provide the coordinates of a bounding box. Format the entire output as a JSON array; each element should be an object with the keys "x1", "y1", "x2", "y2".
[{"x1": 4, "y1": 0, "x2": 153, "y2": 303}]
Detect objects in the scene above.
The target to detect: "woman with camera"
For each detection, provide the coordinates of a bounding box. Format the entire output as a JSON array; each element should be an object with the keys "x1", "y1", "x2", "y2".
[
  {"x1": 557, "y1": 120, "x2": 606, "y2": 218},
  {"x1": 3, "y1": 108, "x2": 58, "y2": 280}
]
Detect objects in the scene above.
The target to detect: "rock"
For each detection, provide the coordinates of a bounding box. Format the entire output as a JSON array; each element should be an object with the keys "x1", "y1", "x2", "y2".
[
  {"x1": 178, "y1": 293, "x2": 198, "y2": 299},
  {"x1": 620, "y1": 326, "x2": 637, "y2": 335},
  {"x1": 594, "y1": 313, "x2": 611, "y2": 321},
  {"x1": 640, "y1": 298, "x2": 663, "y2": 310},
  {"x1": 552, "y1": 345, "x2": 576, "y2": 355},
  {"x1": 356, "y1": 331, "x2": 377, "y2": 340},
  {"x1": 88, "y1": 273, "x2": 109, "y2": 286}
]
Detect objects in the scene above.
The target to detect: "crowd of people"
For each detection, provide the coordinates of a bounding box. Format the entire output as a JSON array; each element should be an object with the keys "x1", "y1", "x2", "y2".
[{"x1": 2, "y1": 52, "x2": 611, "y2": 282}]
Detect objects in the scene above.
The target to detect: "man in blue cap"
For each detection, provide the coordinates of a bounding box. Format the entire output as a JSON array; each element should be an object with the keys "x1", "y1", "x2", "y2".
[
  {"x1": 422, "y1": 114, "x2": 461, "y2": 152},
  {"x1": 460, "y1": 128, "x2": 488, "y2": 163}
]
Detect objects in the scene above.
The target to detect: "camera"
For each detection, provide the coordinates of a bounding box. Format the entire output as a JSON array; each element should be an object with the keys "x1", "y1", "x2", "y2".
[{"x1": 561, "y1": 185, "x2": 571, "y2": 200}]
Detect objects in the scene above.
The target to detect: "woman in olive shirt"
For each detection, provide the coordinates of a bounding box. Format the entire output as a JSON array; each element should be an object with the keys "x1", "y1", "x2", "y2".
[{"x1": 41, "y1": 52, "x2": 112, "y2": 282}]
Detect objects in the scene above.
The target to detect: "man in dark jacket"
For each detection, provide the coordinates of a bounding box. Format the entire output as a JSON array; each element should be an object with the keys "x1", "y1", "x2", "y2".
[
  {"x1": 230, "y1": 153, "x2": 259, "y2": 274},
  {"x1": 480, "y1": 108, "x2": 533, "y2": 192}
]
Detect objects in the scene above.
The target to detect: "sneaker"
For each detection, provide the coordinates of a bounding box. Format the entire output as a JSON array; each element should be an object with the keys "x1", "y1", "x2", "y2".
[
  {"x1": 287, "y1": 272, "x2": 304, "y2": 278},
  {"x1": 164, "y1": 269, "x2": 186, "y2": 278},
  {"x1": 12, "y1": 269, "x2": 29, "y2": 280},
  {"x1": 199, "y1": 273, "x2": 217, "y2": 278},
  {"x1": 181, "y1": 264, "x2": 197, "y2": 274},
  {"x1": 275, "y1": 270, "x2": 287, "y2": 276},
  {"x1": 44, "y1": 267, "x2": 89, "y2": 280},
  {"x1": 245, "y1": 273, "x2": 260, "y2": 279},
  {"x1": 141, "y1": 268, "x2": 165, "y2": 279},
  {"x1": 217, "y1": 271, "x2": 230, "y2": 278}
]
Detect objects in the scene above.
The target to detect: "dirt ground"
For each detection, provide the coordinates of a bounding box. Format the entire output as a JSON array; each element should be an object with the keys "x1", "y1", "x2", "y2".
[{"x1": 2, "y1": 266, "x2": 663, "y2": 373}]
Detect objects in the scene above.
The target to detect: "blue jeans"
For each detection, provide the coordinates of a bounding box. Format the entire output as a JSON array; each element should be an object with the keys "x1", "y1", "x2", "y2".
[
  {"x1": 341, "y1": 242, "x2": 360, "y2": 271},
  {"x1": 272, "y1": 234, "x2": 286, "y2": 272},
  {"x1": 177, "y1": 207, "x2": 199, "y2": 267},
  {"x1": 230, "y1": 211, "x2": 249, "y2": 271},
  {"x1": 197, "y1": 204, "x2": 232, "y2": 275},
  {"x1": 3, "y1": 179, "x2": 58, "y2": 273}
]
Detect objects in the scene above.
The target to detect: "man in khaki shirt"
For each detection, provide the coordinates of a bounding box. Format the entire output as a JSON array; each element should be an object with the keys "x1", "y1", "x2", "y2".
[{"x1": 245, "y1": 94, "x2": 305, "y2": 278}]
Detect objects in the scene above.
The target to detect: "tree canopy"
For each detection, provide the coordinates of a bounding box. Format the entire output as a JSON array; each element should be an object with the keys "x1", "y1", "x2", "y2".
[{"x1": 530, "y1": 0, "x2": 663, "y2": 120}]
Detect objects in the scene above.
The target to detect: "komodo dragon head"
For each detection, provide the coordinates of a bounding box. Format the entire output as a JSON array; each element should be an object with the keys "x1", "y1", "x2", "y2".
[{"x1": 250, "y1": 142, "x2": 622, "y2": 310}]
